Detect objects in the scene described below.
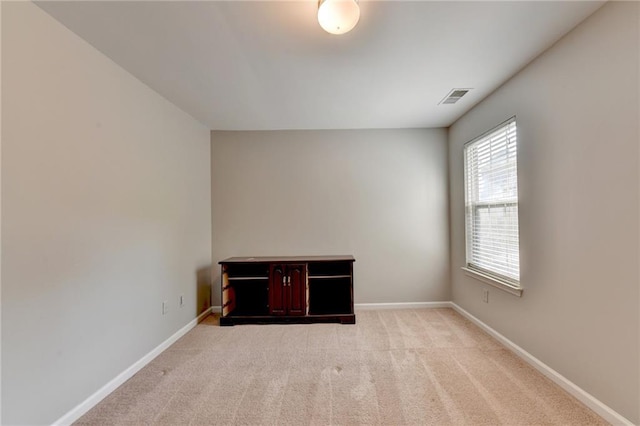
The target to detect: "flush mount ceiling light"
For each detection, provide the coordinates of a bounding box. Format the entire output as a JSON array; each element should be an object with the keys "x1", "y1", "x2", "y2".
[{"x1": 318, "y1": 0, "x2": 360, "y2": 35}]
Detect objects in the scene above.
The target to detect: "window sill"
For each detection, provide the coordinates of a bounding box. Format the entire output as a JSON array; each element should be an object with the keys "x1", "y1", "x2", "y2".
[{"x1": 461, "y1": 267, "x2": 523, "y2": 297}]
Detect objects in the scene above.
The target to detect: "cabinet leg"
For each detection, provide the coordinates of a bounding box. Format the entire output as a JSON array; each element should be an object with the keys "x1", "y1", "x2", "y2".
[
  {"x1": 340, "y1": 315, "x2": 356, "y2": 325},
  {"x1": 219, "y1": 317, "x2": 235, "y2": 326}
]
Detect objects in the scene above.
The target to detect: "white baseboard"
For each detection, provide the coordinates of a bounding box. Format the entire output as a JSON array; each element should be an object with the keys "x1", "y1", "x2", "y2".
[
  {"x1": 355, "y1": 301, "x2": 452, "y2": 310},
  {"x1": 52, "y1": 307, "x2": 213, "y2": 426},
  {"x1": 450, "y1": 303, "x2": 632, "y2": 426},
  {"x1": 211, "y1": 305, "x2": 221, "y2": 314}
]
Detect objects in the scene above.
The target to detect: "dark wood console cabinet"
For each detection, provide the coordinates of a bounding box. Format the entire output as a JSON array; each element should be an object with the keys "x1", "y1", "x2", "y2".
[{"x1": 219, "y1": 255, "x2": 355, "y2": 326}]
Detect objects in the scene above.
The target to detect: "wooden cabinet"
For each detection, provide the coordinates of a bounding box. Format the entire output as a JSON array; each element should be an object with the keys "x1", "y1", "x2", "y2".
[{"x1": 219, "y1": 256, "x2": 355, "y2": 326}]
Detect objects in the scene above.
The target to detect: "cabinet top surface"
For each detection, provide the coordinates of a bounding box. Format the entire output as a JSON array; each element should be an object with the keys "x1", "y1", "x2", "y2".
[{"x1": 219, "y1": 255, "x2": 355, "y2": 264}]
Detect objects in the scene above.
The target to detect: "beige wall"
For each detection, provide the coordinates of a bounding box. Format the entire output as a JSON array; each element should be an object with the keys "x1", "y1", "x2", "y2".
[
  {"x1": 448, "y1": 2, "x2": 639, "y2": 423},
  {"x1": 211, "y1": 129, "x2": 449, "y2": 305},
  {"x1": 1, "y1": 3, "x2": 211, "y2": 425}
]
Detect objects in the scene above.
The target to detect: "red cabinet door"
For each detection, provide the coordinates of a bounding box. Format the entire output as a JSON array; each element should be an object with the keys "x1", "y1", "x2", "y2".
[
  {"x1": 269, "y1": 265, "x2": 287, "y2": 315},
  {"x1": 287, "y1": 264, "x2": 306, "y2": 316},
  {"x1": 269, "y1": 264, "x2": 307, "y2": 316}
]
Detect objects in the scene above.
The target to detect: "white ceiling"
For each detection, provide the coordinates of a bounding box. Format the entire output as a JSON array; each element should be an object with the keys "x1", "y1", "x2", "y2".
[{"x1": 36, "y1": 1, "x2": 604, "y2": 130}]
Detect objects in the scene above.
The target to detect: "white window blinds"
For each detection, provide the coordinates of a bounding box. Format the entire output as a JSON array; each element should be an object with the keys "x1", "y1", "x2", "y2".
[{"x1": 464, "y1": 117, "x2": 520, "y2": 284}]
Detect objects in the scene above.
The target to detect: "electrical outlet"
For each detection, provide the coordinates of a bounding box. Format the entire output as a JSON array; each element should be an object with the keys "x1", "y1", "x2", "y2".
[
  {"x1": 162, "y1": 301, "x2": 169, "y2": 315},
  {"x1": 482, "y1": 289, "x2": 489, "y2": 303},
  {"x1": 179, "y1": 294, "x2": 184, "y2": 307}
]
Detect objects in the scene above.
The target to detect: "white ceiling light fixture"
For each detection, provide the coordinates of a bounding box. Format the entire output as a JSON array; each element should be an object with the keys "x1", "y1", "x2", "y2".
[{"x1": 318, "y1": 0, "x2": 360, "y2": 35}]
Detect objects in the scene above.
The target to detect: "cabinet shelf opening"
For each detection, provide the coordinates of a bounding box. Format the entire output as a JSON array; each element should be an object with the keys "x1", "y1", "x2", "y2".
[
  {"x1": 308, "y1": 262, "x2": 351, "y2": 277},
  {"x1": 226, "y1": 279, "x2": 269, "y2": 316},
  {"x1": 226, "y1": 263, "x2": 269, "y2": 278},
  {"x1": 308, "y1": 277, "x2": 352, "y2": 315}
]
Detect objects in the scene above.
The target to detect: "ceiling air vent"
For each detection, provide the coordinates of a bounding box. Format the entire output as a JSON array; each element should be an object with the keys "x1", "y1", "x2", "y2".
[{"x1": 439, "y1": 88, "x2": 472, "y2": 105}]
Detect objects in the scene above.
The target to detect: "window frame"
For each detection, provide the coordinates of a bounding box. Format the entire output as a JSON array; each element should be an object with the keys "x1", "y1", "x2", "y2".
[{"x1": 462, "y1": 116, "x2": 522, "y2": 296}]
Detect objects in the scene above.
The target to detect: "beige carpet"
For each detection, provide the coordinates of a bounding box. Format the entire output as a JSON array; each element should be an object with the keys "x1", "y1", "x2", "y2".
[{"x1": 76, "y1": 308, "x2": 606, "y2": 425}]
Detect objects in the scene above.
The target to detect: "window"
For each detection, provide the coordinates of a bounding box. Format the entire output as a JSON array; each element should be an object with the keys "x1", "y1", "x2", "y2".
[{"x1": 464, "y1": 117, "x2": 520, "y2": 291}]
